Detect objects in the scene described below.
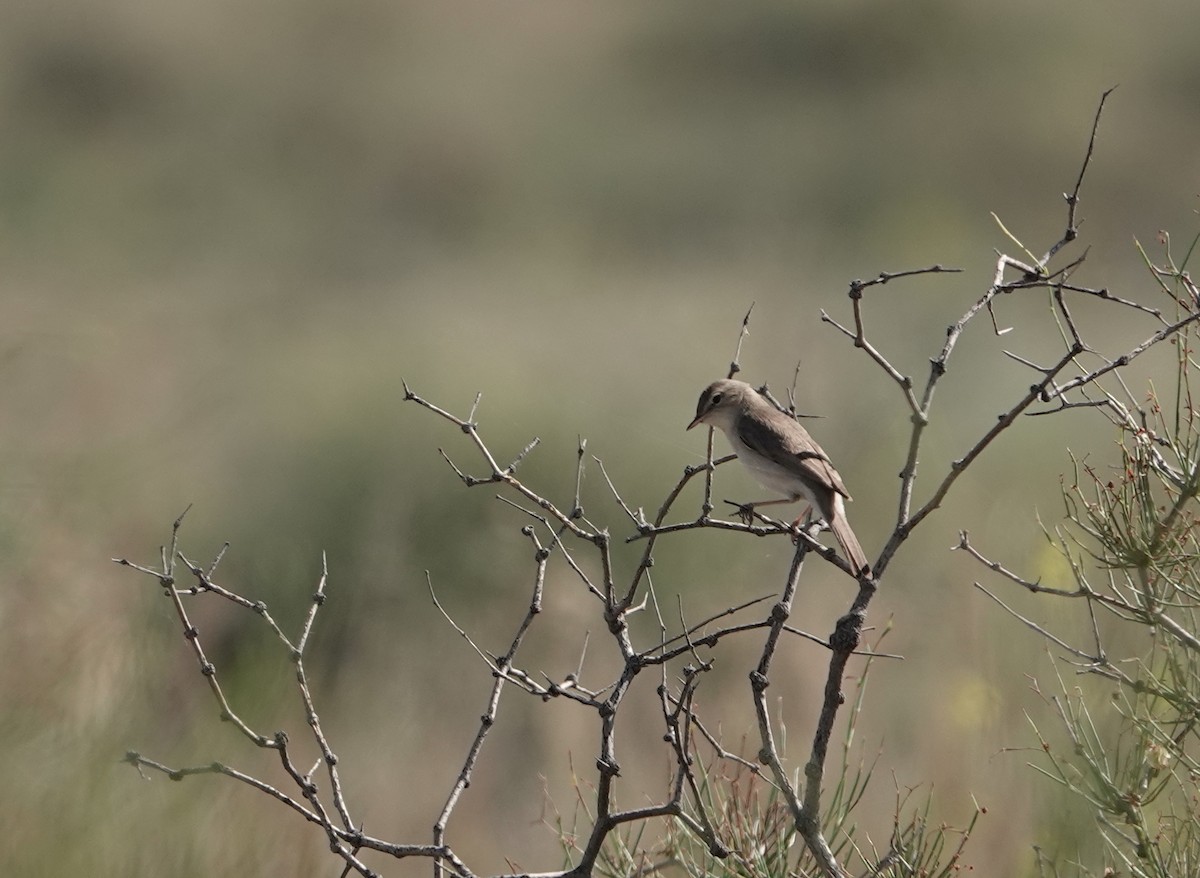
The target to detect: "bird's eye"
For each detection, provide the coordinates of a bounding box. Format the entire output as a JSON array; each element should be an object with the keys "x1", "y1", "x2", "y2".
[{"x1": 710, "y1": 392, "x2": 723, "y2": 406}]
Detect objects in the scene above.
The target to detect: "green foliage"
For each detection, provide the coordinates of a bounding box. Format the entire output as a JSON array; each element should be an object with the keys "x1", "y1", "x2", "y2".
[{"x1": 1022, "y1": 232, "x2": 1200, "y2": 876}]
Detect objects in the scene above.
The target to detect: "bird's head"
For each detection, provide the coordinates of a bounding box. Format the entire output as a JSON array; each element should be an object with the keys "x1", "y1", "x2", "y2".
[{"x1": 687, "y1": 379, "x2": 754, "y2": 431}]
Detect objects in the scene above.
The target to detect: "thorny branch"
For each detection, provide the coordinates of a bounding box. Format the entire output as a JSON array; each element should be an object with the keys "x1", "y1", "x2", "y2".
[{"x1": 116, "y1": 513, "x2": 378, "y2": 876}]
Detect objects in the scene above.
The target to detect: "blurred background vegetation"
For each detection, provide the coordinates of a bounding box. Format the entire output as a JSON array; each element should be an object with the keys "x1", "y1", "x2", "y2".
[{"x1": 3, "y1": 1, "x2": 1199, "y2": 875}]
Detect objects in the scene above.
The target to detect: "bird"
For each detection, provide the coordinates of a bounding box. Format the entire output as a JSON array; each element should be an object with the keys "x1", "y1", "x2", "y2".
[{"x1": 687, "y1": 378, "x2": 869, "y2": 576}]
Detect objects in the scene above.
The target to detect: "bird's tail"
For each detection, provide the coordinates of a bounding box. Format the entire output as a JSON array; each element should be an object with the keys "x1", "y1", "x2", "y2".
[{"x1": 831, "y1": 516, "x2": 870, "y2": 577}]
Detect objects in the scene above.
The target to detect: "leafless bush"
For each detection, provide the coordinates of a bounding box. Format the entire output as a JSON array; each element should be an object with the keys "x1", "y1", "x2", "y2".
[{"x1": 117, "y1": 90, "x2": 1199, "y2": 877}]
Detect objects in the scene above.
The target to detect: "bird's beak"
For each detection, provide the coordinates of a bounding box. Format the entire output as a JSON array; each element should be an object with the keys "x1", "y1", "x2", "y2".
[{"x1": 686, "y1": 414, "x2": 703, "y2": 431}]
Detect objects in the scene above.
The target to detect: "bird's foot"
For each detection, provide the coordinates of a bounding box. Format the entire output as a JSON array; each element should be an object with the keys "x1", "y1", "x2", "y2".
[
  {"x1": 789, "y1": 509, "x2": 821, "y2": 545},
  {"x1": 723, "y1": 500, "x2": 756, "y2": 525}
]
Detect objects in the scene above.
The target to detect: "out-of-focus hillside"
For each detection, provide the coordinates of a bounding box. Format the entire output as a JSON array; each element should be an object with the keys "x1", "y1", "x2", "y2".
[{"x1": 2, "y1": 2, "x2": 1198, "y2": 874}]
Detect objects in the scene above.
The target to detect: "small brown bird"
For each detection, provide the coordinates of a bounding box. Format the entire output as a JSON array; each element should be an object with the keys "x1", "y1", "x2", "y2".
[{"x1": 688, "y1": 378, "x2": 869, "y2": 575}]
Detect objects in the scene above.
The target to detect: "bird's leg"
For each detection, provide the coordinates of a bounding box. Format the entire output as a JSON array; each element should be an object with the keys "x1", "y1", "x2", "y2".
[{"x1": 790, "y1": 506, "x2": 814, "y2": 529}]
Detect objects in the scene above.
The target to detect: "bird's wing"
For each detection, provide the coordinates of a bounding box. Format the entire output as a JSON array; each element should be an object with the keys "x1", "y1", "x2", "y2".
[{"x1": 736, "y1": 408, "x2": 853, "y2": 502}]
